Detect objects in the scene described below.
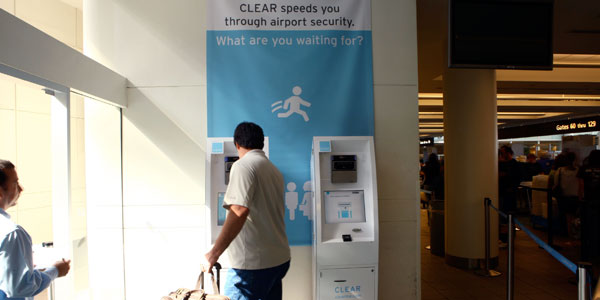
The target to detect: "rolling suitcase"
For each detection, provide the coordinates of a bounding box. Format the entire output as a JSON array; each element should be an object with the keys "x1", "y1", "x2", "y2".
[{"x1": 161, "y1": 262, "x2": 229, "y2": 300}]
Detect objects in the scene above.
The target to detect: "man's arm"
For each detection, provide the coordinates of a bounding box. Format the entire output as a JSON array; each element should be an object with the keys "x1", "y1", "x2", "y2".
[
  {"x1": 204, "y1": 204, "x2": 249, "y2": 272},
  {"x1": 1, "y1": 230, "x2": 70, "y2": 298}
]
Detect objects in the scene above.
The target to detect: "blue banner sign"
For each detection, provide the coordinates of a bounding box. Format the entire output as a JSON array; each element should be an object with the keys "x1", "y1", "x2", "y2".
[{"x1": 207, "y1": 0, "x2": 374, "y2": 245}]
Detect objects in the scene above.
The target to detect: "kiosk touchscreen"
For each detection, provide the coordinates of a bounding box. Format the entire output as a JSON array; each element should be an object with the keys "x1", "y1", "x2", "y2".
[
  {"x1": 205, "y1": 137, "x2": 269, "y2": 245},
  {"x1": 324, "y1": 190, "x2": 366, "y2": 224},
  {"x1": 311, "y1": 137, "x2": 378, "y2": 300}
]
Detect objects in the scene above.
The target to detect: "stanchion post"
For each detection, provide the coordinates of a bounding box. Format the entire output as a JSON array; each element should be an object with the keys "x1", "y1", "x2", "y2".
[
  {"x1": 477, "y1": 198, "x2": 501, "y2": 277},
  {"x1": 507, "y1": 214, "x2": 515, "y2": 300},
  {"x1": 485, "y1": 198, "x2": 491, "y2": 272},
  {"x1": 546, "y1": 186, "x2": 554, "y2": 247},
  {"x1": 578, "y1": 263, "x2": 586, "y2": 300},
  {"x1": 577, "y1": 262, "x2": 592, "y2": 300}
]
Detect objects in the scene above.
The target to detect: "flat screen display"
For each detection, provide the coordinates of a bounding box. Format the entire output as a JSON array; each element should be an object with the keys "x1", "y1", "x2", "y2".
[
  {"x1": 217, "y1": 192, "x2": 226, "y2": 226},
  {"x1": 449, "y1": 0, "x2": 553, "y2": 70},
  {"x1": 324, "y1": 190, "x2": 366, "y2": 224}
]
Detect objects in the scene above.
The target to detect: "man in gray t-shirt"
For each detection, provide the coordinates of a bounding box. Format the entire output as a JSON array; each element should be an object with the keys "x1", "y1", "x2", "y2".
[{"x1": 204, "y1": 122, "x2": 290, "y2": 300}]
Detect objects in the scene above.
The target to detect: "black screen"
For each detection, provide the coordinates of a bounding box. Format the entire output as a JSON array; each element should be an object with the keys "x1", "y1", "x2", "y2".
[{"x1": 449, "y1": 0, "x2": 554, "y2": 70}]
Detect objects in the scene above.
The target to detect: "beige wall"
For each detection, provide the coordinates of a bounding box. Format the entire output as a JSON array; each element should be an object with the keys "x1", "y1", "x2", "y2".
[
  {"x1": 85, "y1": 1, "x2": 208, "y2": 299},
  {"x1": 84, "y1": 0, "x2": 420, "y2": 299},
  {"x1": 1, "y1": 0, "x2": 83, "y2": 52},
  {"x1": 0, "y1": 0, "x2": 15, "y2": 14}
]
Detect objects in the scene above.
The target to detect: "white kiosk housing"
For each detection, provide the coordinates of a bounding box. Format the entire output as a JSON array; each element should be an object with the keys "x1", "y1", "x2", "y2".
[
  {"x1": 312, "y1": 136, "x2": 379, "y2": 300},
  {"x1": 205, "y1": 137, "x2": 269, "y2": 267}
]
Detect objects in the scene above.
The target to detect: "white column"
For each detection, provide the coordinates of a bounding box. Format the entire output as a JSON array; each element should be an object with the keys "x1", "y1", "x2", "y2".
[
  {"x1": 51, "y1": 89, "x2": 74, "y2": 299},
  {"x1": 443, "y1": 68, "x2": 499, "y2": 268}
]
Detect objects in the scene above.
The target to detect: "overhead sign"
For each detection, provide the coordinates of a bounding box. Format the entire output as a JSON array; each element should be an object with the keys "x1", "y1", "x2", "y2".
[
  {"x1": 420, "y1": 137, "x2": 434, "y2": 146},
  {"x1": 207, "y1": 0, "x2": 373, "y2": 245},
  {"x1": 499, "y1": 116, "x2": 600, "y2": 139}
]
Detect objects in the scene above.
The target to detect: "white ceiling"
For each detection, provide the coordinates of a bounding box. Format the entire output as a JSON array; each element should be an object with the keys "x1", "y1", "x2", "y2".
[{"x1": 417, "y1": 0, "x2": 600, "y2": 136}]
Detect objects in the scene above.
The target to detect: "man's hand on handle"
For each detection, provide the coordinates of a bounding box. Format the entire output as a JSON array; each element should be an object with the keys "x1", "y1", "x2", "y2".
[
  {"x1": 203, "y1": 251, "x2": 219, "y2": 274},
  {"x1": 54, "y1": 258, "x2": 71, "y2": 277}
]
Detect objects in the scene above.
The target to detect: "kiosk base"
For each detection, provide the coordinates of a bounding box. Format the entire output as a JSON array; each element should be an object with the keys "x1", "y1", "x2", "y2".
[{"x1": 319, "y1": 267, "x2": 376, "y2": 300}]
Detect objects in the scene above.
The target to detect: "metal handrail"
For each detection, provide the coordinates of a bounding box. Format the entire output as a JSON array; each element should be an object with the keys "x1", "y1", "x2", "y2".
[{"x1": 484, "y1": 197, "x2": 592, "y2": 300}]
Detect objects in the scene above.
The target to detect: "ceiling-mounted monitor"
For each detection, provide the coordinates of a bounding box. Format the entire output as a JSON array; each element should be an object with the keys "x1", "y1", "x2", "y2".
[{"x1": 448, "y1": 0, "x2": 554, "y2": 70}]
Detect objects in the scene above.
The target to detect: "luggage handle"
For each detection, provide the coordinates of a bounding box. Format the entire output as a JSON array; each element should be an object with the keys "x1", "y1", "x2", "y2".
[{"x1": 195, "y1": 262, "x2": 222, "y2": 294}]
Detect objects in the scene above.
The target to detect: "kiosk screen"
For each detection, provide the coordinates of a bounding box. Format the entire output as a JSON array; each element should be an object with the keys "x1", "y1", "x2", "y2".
[
  {"x1": 324, "y1": 190, "x2": 366, "y2": 224},
  {"x1": 217, "y1": 192, "x2": 226, "y2": 226}
]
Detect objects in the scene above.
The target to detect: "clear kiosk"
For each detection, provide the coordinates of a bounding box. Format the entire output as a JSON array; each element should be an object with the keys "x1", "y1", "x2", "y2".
[
  {"x1": 311, "y1": 136, "x2": 379, "y2": 300},
  {"x1": 205, "y1": 137, "x2": 269, "y2": 268}
]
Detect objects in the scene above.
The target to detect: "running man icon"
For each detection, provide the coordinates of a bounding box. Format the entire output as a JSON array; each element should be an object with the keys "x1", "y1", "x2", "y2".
[{"x1": 272, "y1": 86, "x2": 311, "y2": 122}]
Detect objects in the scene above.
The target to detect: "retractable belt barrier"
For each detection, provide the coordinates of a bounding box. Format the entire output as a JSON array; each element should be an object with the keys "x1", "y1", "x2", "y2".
[
  {"x1": 482, "y1": 197, "x2": 593, "y2": 300},
  {"x1": 488, "y1": 202, "x2": 508, "y2": 219},
  {"x1": 513, "y1": 218, "x2": 577, "y2": 274}
]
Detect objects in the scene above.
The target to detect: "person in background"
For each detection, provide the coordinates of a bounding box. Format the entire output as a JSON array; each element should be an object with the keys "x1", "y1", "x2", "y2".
[
  {"x1": 523, "y1": 153, "x2": 543, "y2": 181},
  {"x1": 537, "y1": 152, "x2": 553, "y2": 175},
  {"x1": 419, "y1": 158, "x2": 425, "y2": 187},
  {"x1": 436, "y1": 160, "x2": 445, "y2": 201},
  {"x1": 553, "y1": 151, "x2": 579, "y2": 237},
  {"x1": 499, "y1": 145, "x2": 521, "y2": 214},
  {"x1": 0, "y1": 160, "x2": 71, "y2": 300},
  {"x1": 423, "y1": 154, "x2": 441, "y2": 196},
  {"x1": 548, "y1": 153, "x2": 568, "y2": 187},
  {"x1": 498, "y1": 145, "x2": 521, "y2": 244},
  {"x1": 577, "y1": 150, "x2": 600, "y2": 265}
]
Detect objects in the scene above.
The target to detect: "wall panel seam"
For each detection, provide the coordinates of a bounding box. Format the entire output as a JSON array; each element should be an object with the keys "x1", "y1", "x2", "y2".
[{"x1": 15, "y1": 110, "x2": 51, "y2": 116}]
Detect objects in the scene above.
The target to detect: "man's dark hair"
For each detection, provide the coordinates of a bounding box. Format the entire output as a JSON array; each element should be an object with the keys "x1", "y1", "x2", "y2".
[
  {"x1": 565, "y1": 151, "x2": 576, "y2": 165},
  {"x1": 0, "y1": 160, "x2": 15, "y2": 189},
  {"x1": 234, "y1": 122, "x2": 264, "y2": 150},
  {"x1": 553, "y1": 153, "x2": 568, "y2": 170}
]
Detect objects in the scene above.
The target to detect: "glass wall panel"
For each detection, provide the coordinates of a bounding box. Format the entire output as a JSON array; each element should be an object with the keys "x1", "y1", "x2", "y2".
[
  {"x1": 0, "y1": 73, "x2": 55, "y2": 300},
  {"x1": 0, "y1": 72, "x2": 124, "y2": 300},
  {"x1": 70, "y1": 92, "x2": 90, "y2": 299},
  {"x1": 82, "y1": 97, "x2": 125, "y2": 300}
]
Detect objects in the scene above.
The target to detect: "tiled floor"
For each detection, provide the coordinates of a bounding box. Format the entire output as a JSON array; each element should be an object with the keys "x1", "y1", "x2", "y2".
[{"x1": 421, "y1": 209, "x2": 581, "y2": 300}]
